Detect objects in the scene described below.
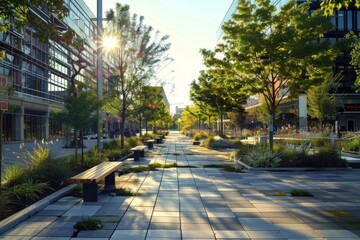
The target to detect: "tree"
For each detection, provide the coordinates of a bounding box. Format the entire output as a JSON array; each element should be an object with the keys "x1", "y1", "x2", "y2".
[
  {"x1": 52, "y1": 91, "x2": 101, "y2": 164},
  {"x1": 255, "y1": 95, "x2": 281, "y2": 127},
  {"x1": 180, "y1": 106, "x2": 199, "y2": 131},
  {"x1": 202, "y1": 0, "x2": 336, "y2": 149},
  {"x1": 195, "y1": 101, "x2": 217, "y2": 134},
  {"x1": 129, "y1": 86, "x2": 163, "y2": 136},
  {"x1": 320, "y1": 0, "x2": 360, "y2": 16},
  {"x1": 104, "y1": 3, "x2": 170, "y2": 148},
  {"x1": 307, "y1": 74, "x2": 339, "y2": 127},
  {"x1": 191, "y1": 71, "x2": 247, "y2": 137}
]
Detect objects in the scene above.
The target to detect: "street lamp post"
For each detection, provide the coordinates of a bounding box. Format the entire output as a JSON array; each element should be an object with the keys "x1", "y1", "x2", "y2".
[{"x1": 97, "y1": 0, "x2": 103, "y2": 150}]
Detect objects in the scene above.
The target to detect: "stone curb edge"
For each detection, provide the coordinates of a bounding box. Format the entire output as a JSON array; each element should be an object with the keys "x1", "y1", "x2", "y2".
[{"x1": 0, "y1": 184, "x2": 77, "y2": 235}]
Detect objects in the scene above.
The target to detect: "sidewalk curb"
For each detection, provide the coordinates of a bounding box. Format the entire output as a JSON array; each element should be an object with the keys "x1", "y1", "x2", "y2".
[{"x1": 0, "y1": 184, "x2": 77, "y2": 235}]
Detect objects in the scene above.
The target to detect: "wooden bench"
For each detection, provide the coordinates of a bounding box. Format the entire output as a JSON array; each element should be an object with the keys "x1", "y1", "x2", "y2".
[
  {"x1": 146, "y1": 140, "x2": 154, "y2": 149},
  {"x1": 69, "y1": 161, "x2": 124, "y2": 202},
  {"x1": 130, "y1": 145, "x2": 146, "y2": 161}
]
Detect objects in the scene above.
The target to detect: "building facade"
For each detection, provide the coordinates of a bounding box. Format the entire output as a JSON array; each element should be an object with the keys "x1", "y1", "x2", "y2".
[{"x1": 0, "y1": 0, "x2": 117, "y2": 142}]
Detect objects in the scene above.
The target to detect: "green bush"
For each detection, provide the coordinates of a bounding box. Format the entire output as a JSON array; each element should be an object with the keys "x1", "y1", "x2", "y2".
[
  {"x1": 74, "y1": 217, "x2": 103, "y2": 231},
  {"x1": 342, "y1": 137, "x2": 360, "y2": 152},
  {"x1": 193, "y1": 132, "x2": 208, "y2": 141},
  {"x1": 124, "y1": 136, "x2": 142, "y2": 149},
  {"x1": 103, "y1": 140, "x2": 119, "y2": 150},
  {"x1": 83, "y1": 148, "x2": 106, "y2": 168},
  {"x1": 26, "y1": 145, "x2": 52, "y2": 180},
  {"x1": 310, "y1": 137, "x2": 331, "y2": 148},
  {"x1": 10, "y1": 180, "x2": 52, "y2": 203},
  {"x1": 280, "y1": 146, "x2": 346, "y2": 168},
  {"x1": 242, "y1": 149, "x2": 283, "y2": 168},
  {"x1": 116, "y1": 188, "x2": 135, "y2": 196},
  {"x1": 0, "y1": 191, "x2": 11, "y2": 219},
  {"x1": 2, "y1": 165, "x2": 26, "y2": 187},
  {"x1": 203, "y1": 136, "x2": 240, "y2": 149}
]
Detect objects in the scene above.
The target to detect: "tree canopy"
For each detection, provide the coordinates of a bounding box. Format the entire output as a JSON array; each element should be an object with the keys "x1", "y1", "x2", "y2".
[
  {"x1": 201, "y1": 0, "x2": 336, "y2": 148},
  {"x1": 104, "y1": 3, "x2": 170, "y2": 147},
  {"x1": 320, "y1": 0, "x2": 360, "y2": 16}
]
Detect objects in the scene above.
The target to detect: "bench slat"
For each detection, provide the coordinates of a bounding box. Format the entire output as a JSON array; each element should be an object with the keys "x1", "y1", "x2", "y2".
[
  {"x1": 69, "y1": 162, "x2": 124, "y2": 184},
  {"x1": 130, "y1": 146, "x2": 146, "y2": 151}
]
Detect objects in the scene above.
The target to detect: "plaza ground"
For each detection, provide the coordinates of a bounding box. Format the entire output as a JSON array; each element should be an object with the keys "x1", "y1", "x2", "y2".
[{"x1": 1, "y1": 132, "x2": 360, "y2": 239}]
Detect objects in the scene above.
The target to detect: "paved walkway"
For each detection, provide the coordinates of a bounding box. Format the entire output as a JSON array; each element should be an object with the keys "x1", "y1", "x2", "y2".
[{"x1": 1, "y1": 132, "x2": 360, "y2": 239}]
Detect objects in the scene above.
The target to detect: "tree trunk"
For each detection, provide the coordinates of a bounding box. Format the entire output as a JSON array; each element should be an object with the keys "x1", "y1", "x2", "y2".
[
  {"x1": 220, "y1": 108, "x2": 224, "y2": 137},
  {"x1": 74, "y1": 129, "x2": 78, "y2": 162},
  {"x1": 269, "y1": 105, "x2": 276, "y2": 151},
  {"x1": 80, "y1": 130, "x2": 84, "y2": 166},
  {"x1": 139, "y1": 115, "x2": 142, "y2": 137},
  {"x1": 208, "y1": 115, "x2": 211, "y2": 135},
  {"x1": 120, "y1": 114, "x2": 125, "y2": 149},
  {"x1": 145, "y1": 120, "x2": 148, "y2": 134}
]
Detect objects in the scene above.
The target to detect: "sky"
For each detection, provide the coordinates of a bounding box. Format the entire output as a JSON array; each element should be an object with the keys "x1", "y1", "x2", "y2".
[{"x1": 84, "y1": 0, "x2": 233, "y2": 114}]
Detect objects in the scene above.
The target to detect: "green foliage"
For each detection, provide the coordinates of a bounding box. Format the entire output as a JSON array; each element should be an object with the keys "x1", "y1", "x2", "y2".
[
  {"x1": 116, "y1": 188, "x2": 135, "y2": 196},
  {"x1": 201, "y1": 0, "x2": 335, "y2": 140},
  {"x1": 0, "y1": 191, "x2": 11, "y2": 219},
  {"x1": 320, "y1": 0, "x2": 360, "y2": 16},
  {"x1": 342, "y1": 137, "x2": 360, "y2": 151},
  {"x1": 290, "y1": 189, "x2": 313, "y2": 197},
  {"x1": 203, "y1": 136, "x2": 241, "y2": 149},
  {"x1": 242, "y1": 149, "x2": 283, "y2": 168},
  {"x1": 2, "y1": 165, "x2": 26, "y2": 187},
  {"x1": 125, "y1": 137, "x2": 142, "y2": 149},
  {"x1": 193, "y1": 132, "x2": 208, "y2": 141},
  {"x1": 104, "y1": 4, "x2": 170, "y2": 148},
  {"x1": 307, "y1": 74, "x2": 339, "y2": 126},
  {"x1": 74, "y1": 217, "x2": 103, "y2": 231},
  {"x1": 103, "y1": 140, "x2": 119, "y2": 150},
  {"x1": 10, "y1": 180, "x2": 52, "y2": 203},
  {"x1": 67, "y1": 147, "x2": 105, "y2": 171},
  {"x1": 281, "y1": 146, "x2": 347, "y2": 168}
]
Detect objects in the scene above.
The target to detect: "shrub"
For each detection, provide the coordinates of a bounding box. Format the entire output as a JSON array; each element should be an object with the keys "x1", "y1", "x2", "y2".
[
  {"x1": 0, "y1": 191, "x2": 11, "y2": 219},
  {"x1": 342, "y1": 137, "x2": 360, "y2": 152},
  {"x1": 193, "y1": 132, "x2": 208, "y2": 141},
  {"x1": 74, "y1": 217, "x2": 103, "y2": 231},
  {"x1": 10, "y1": 180, "x2": 52, "y2": 203},
  {"x1": 26, "y1": 145, "x2": 52, "y2": 180},
  {"x1": 203, "y1": 136, "x2": 240, "y2": 149},
  {"x1": 82, "y1": 148, "x2": 106, "y2": 168},
  {"x1": 103, "y1": 140, "x2": 119, "y2": 150},
  {"x1": 242, "y1": 149, "x2": 283, "y2": 168},
  {"x1": 124, "y1": 136, "x2": 142, "y2": 149},
  {"x1": 116, "y1": 188, "x2": 135, "y2": 196},
  {"x1": 2, "y1": 165, "x2": 26, "y2": 187},
  {"x1": 310, "y1": 137, "x2": 331, "y2": 148}
]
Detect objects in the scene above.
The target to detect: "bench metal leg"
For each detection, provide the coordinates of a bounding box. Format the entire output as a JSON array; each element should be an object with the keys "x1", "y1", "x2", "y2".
[
  {"x1": 133, "y1": 150, "x2": 140, "y2": 161},
  {"x1": 104, "y1": 172, "x2": 116, "y2": 192},
  {"x1": 147, "y1": 142, "x2": 153, "y2": 149},
  {"x1": 83, "y1": 182, "x2": 98, "y2": 202},
  {"x1": 140, "y1": 150, "x2": 145, "y2": 157}
]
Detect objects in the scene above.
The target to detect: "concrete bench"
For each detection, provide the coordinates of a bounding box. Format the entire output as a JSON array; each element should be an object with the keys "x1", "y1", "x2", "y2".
[
  {"x1": 69, "y1": 161, "x2": 124, "y2": 202},
  {"x1": 146, "y1": 140, "x2": 154, "y2": 149},
  {"x1": 130, "y1": 145, "x2": 146, "y2": 161}
]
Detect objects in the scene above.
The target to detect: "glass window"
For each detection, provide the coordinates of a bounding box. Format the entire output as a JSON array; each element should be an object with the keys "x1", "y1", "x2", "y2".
[
  {"x1": 338, "y1": 11, "x2": 345, "y2": 30},
  {"x1": 357, "y1": 11, "x2": 360, "y2": 30},
  {"x1": 346, "y1": 11, "x2": 353, "y2": 31},
  {"x1": 330, "y1": 13, "x2": 336, "y2": 29}
]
